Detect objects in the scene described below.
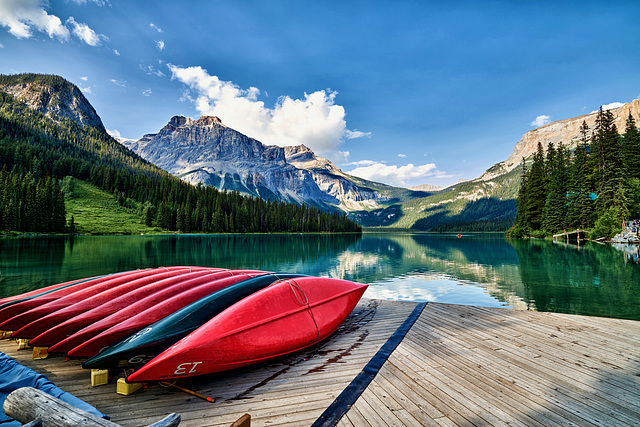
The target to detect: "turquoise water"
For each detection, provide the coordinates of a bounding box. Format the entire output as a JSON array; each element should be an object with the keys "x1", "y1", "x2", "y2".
[{"x1": 0, "y1": 233, "x2": 638, "y2": 320}]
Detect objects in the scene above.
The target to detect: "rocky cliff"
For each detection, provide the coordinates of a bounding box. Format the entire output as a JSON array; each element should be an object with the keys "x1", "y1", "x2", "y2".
[
  {"x1": 481, "y1": 99, "x2": 640, "y2": 180},
  {"x1": 0, "y1": 73, "x2": 104, "y2": 130},
  {"x1": 125, "y1": 115, "x2": 405, "y2": 211}
]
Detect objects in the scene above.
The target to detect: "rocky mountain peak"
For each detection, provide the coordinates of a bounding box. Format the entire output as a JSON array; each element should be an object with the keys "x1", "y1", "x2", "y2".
[
  {"x1": 196, "y1": 116, "x2": 224, "y2": 126},
  {"x1": 0, "y1": 73, "x2": 104, "y2": 130},
  {"x1": 480, "y1": 98, "x2": 640, "y2": 181}
]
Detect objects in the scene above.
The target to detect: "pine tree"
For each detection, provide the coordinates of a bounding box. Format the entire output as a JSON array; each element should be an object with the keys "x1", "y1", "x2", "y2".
[
  {"x1": 542, "y1": 144, "x2": 569, "y2": 233},
  {"x1": 622, "y1": 111, "x2": 640, "y2": 180},
  {"x1": 525, "y1": 142, "x2": 547, "y2": 230}
]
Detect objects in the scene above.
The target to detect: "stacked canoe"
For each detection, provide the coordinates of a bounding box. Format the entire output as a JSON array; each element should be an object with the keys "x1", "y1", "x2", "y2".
[{"x1": 0, "y1": 267, "x2": 368, "y2": 382}]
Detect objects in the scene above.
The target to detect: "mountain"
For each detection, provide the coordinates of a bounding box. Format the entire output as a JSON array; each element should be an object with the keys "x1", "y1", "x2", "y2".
[
  {"x1": 0, "y1": 73, "x2": 360, "y2": 234},
  {"x1": 0, "y1": 73, "x2": 104, "y2": 130},
  {"x1": 480, "y1": 99, "x2": 640, "y2": 181},
  {"x1": 350, "y1": 98, "x2": 640, "y2": 230},
  {"x1": 125, "y1": 115, "x2": 425, "y2": 212}
]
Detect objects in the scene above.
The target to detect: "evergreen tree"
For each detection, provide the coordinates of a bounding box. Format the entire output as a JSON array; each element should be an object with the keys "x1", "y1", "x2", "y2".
[
  {"x1": 524, "y1": 142, "x2": 547, "y2": 230},
  {"x1": 622, "y1": 111, "x2": 640, "y2": 181},
  {"x1": 542, "y1": 144, "x2": 569, "y2": 233}
]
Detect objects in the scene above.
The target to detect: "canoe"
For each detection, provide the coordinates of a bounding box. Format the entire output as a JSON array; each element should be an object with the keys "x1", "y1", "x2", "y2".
[
  {"x1": 0, "y1": 276, "x2": 103, "y2": 310},
  {"x1": 49, "y1": 270, "x2": 267, "y2": 355},
  {"x1": 126, "y1": 277, "x2": 367, "y2": 382},
  {"x1": 83, "y1": 273, "x2": 306, "y2": 370},
  {"x1": 6, "y1": 267, "x2": 214, "y2": 336},
  {"x1": 0, "y1": 267, "x2": 216, "y2": 327},
  {"x1": 29, "y1": 270, "x2": 265, "y2": 348}
]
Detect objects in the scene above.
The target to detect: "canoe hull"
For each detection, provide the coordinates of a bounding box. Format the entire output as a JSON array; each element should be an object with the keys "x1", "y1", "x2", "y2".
[{"x1": 126, "y1": 277, "x2": 367, "y2": 382}]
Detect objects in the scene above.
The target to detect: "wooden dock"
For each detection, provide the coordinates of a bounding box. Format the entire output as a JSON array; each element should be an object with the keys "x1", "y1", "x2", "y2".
[{"x1": 1, "y1": 300, "x2": 639, "y2": 426}]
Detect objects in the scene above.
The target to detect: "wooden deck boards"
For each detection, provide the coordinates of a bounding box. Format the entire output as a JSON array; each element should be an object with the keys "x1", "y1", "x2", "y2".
[
  {"x1": 2, "y1": 300, "x2": 640, "y2": 426},
  {"x1": 0, "y1": 299, "x2": 418, "y2": 427},
  {"x1": 339, "y1": 303, "x2": 640, "y2": 427}
]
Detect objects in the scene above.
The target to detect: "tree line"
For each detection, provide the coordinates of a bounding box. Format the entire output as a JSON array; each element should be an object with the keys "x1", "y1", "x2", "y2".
[
  {"x1": 508, "y1": 107, "x2": 640, "y2": 239},
  {"x1": 0, "y1": 78, "x2": 361, "y2": 234}
]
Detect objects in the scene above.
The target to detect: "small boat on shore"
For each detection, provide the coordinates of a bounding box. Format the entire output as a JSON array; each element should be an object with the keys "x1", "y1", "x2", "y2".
[{"x1": 126, "y1": 276, "x2": 367, "y2": 382}]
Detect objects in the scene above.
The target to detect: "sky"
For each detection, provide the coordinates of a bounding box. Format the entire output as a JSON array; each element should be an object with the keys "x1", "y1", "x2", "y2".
[{"x1": 1, "y1": 0, "x2": 639, "y2": 188}]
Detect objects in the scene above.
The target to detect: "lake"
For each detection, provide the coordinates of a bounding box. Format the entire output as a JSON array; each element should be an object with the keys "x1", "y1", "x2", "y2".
[{"x1": 1, "y1": 232, "x2": 638, "y2": 320}]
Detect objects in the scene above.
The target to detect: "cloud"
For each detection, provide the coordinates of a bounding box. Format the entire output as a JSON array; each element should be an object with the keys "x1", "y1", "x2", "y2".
[
  {"x1": 150, "y1": 23, "x2": 162, "y2": 33},
  {"x1": 113, "y1": 48, "x2": 120, "y2": 56},
  {"x1": 591, "y1": 102, "x2": 625, "y2": 113},
  {"x1": 530, "y1": 115, "x2": 551, "y2": 127},
  {"x1": 0, "y1": 43, "x2": 4, "y2": 48},
  {"x1": 66, "y1": 16, "x2": 106, "y2": 46},
  {"x1": 167, "y1": 64, "x2": 368, "y2": 157},
  {"x1": 345, "y1": 129, "x2": 372, "y2": 139},
  {"x1": 142, "y1": 88, "x2": 152, "y2": 97},
  {"x1": 344, "y1": 160, "x2": 382, "y2": 167},
  {"x1": 106, "y1": 128, "x2": 121, "y2": 138},
  {"x1": 0, "y1": 0, "x2": 70, "y2": 40},
  {"x1": 110, "y1": 79, "x2": 125, "y2": 87},
  {"x1": 0, "y1": 0, "x2": 106, "y2": 46},
  {"x1": 156, "y1": 40, "x2": 165, "y2": 51},
  {"x1": 80, "y1": 76, "x2": 88, "y2": 81},
  {"x1": 79, "y1": 85, "x2": 93, "y2": 94},
  {"x1": 346, "y1": 162, "x2": 450, "y2": 187},
  {"x1": 140, "y1": 64, "x2": 165, "y2": 77},
  {"x1": 398, "y1": 153, "x2": 406, "y2": 158}
]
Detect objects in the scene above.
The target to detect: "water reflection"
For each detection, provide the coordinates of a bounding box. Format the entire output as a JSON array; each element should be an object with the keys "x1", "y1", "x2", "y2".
[{"x1": 0, "y1": 232, "x2": 638, "y2": 320}]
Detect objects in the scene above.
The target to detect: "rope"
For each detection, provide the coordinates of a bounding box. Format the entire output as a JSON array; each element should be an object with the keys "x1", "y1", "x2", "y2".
[{"x1": 286, "y1": 279, "x2": 321, "y2": 354}]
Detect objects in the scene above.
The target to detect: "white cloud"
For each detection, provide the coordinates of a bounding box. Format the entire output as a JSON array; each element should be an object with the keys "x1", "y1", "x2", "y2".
[
  {"x1": 346, "y1": 162, "x2": 450, "y2": 187},
  {"x1": 140, "y1": 64, "x2": 165, "y2": 77},
  {"x1": 0, "y1": 0, "x2": 70, "y2": 40},
  {"x1": 345, "y1": 129, "x2": 372, "y2": 139},
  {"x1": 80, "y1": 76, "x2": 88, "y2": 81},
  {"x1": 142, "y1": 88, "x2": 152, "y2": 97},
  {"x1": 530, "y1": 115, "x2": 551, "y2": 127},
  {"x1": 66, "y1": 16, "x2": 106, "y2": 46},
  {"x1": 167, "y1": 64, "x2": 368, "y2": 158},
  {"x1": 150, "y1": 23, "x2": 162, "y2": 33},
  {"x1": 398, "y1": 153, "x2": 406, "y2": 158},
  {"x1": 0, "y1": 43, "x2": 4, "y2": 48},
  {"x1": 110, "y1": 79, "x2": 125, "y2": 87},
  {"x1": 79, "y1": 85, "x2": 93, "y2": 94},
  {"x1": 591, "y1": 102, "x2": 625, "y2": 113},
  {"x1": 0, "y1": 0, "x2": 106, "y2": 46},
  {"x1": 113, "y1": 48, "x2": 120, "y2": 56},
  {"x1": 156, "y1": 40, "x2": 165, "y2": 51},
  {"x1": 107, "y1": 128, "x2": 121, "y2": 138},
  {"x1": 345, "y1": 160, "x2": 382, "y2": 167}
]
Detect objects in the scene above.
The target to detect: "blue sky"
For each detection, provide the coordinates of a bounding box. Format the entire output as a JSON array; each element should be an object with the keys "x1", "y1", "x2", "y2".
[{"x1": 1, "y1": 0, "x2": 639, "y2": 188}]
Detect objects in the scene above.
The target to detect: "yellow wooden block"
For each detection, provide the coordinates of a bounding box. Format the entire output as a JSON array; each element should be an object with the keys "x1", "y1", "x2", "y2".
[
  {"x1": 32, "y1": 346, "x2": 49, "y2": 360},
  {"x1": 117, "y1": 378, "x2": 142, "y2": 396},
  {"x1": 0, "y1": 330, "x2": 15, "y2": 339},
  {"x1": 17, "y1": 339, "x2": 31, "y2": 350},
  {"x1": 90, "y1": 369, "x2": 109, "y2": 387}
]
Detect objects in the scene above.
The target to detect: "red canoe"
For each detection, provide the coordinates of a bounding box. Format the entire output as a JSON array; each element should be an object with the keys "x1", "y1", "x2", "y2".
[
  {"x1": 66, "y1": 272, "x2": 268, "y2": 358},
  {"x1": 0, "y1": 266, "x2": 216, "y2": 327},
  {"x1": 125, "y1": 277, "x2": 368, "y2": 382},
  {"x1": 48, "y1": 270, "x2": 267, "y2": 354},
  {"x1": 6, "y1": 267, "x2": 214, "y2": 336},
  {"x1": 0, "y1": 276, "x2": 100, "y2": 309},
  {"x1": 29, "y1": 269, "x2": 260, "y2": 347}
]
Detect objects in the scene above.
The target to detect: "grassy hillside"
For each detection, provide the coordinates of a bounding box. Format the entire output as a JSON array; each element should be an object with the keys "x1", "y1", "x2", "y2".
[
  {"x1": 349, "y1": 164, "x2": 521, "y2": 231},
  {"x1": 62, "y1": 177, "x2": 161, "y2": 235}
]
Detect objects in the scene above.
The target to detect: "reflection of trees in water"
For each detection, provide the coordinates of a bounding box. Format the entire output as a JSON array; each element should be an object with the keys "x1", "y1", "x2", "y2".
[
  {"x1": 0, "y1": 237, "x2": 67, "y2": 298},
  {"x1": 509, "y1": 239, "x2": 640, "y2": 320}
]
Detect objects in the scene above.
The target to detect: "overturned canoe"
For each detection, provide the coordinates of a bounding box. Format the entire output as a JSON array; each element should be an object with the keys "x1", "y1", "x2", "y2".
[
  {"x1": 30, "y1": 270, "x2": 267, "y2": 348},
  {"x1": 0, "y1": 267, "x2": 217, "y2": 330},
  {"x1": 126, "y1": 277, "x2": 367, "y2": 382},
  {"x1": 55, "y1": 270, "x2": 267, "y2": 356},
  {"x1": 83, "y1": 273, "x2": 305, "y2": 370}
]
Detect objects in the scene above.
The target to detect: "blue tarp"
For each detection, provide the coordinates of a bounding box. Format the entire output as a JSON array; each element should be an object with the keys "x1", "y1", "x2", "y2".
[{"x1": 0, "y1": 351, "x2": 108, "y2": 425}]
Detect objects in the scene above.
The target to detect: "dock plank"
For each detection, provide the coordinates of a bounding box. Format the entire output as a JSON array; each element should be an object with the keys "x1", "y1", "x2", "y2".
[{"x1": 2, "y1": 300, "x2": 640, "y2": 426}]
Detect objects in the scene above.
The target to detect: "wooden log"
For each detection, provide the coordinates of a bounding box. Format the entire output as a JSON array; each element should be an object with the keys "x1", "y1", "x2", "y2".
[{"x1": 3, "y1": 387, "x2": 181, "y2": 427}]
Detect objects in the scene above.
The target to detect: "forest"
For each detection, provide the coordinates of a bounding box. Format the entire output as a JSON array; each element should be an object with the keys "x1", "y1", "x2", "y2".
[
  {"x1": 507, "y1": 107, "x2": 640, "y2": 239},
  {"x1": 0, "y1": 78, "x2": 361, "y2": 234}
]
